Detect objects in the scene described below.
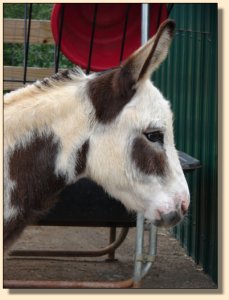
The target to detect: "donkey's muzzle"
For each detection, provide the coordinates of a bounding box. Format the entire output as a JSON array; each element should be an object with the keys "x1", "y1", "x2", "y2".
[{"x1": 154, "y1": 211, "x2": 182, "y2": 227}]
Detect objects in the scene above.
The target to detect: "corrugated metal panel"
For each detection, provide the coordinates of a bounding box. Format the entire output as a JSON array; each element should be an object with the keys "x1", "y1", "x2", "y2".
[{"x1": 153, "y1": 4, "x2": 217, "y2": 283}]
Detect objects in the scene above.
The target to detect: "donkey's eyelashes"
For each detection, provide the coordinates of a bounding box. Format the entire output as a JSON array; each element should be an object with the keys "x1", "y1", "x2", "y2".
[{"x1": 144, "y1": 131, "x2": 164, "y2": 145}]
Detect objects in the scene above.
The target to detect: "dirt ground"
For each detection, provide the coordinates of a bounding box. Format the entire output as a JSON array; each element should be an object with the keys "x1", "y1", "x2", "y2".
[{"x1": 4, "y1": 226, "x2": 217, "y2": 290}]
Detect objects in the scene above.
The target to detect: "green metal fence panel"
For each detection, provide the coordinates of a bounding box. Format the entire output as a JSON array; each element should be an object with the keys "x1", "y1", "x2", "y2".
[{"x1": 153, "y1": 3, "x2": 217, "y2": 283}]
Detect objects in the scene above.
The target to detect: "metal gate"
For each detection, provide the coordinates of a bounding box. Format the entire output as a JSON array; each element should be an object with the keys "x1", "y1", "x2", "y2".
[{"x1": 153, "y1": 3, "x2": 218, "y2": 283}]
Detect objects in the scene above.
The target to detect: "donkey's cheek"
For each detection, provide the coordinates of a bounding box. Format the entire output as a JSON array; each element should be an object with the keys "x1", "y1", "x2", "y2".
[{"x1": 131, "y1": 137, "x2": 167, "y2": 176}]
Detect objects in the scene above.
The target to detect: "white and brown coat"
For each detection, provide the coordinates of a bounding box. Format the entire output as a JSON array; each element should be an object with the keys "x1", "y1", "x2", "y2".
[{"x1": 4, "y1": 20, "x2": 190, "y2": 247}]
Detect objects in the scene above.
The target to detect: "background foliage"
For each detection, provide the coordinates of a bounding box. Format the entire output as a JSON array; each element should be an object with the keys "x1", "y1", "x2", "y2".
[{"x1": 4, "y1": 3, "x2": 73, "y2": 68}]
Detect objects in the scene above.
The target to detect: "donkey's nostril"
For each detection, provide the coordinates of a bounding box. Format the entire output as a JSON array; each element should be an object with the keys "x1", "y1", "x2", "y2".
[
  {"x1": 181, "y1": 200, "x2": 189, "y2": 215},
  {"x1": 154, "y1": 211, "x2": 181, "y2": 227}
]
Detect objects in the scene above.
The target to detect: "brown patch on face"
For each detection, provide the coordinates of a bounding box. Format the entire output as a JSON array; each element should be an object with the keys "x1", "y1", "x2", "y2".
[
  {"x1": 8, "y1": 132, "x2": 66, "y2": 224},
  {"x1": 75, "y1": 140, "x2": 89, "y2": 175},
  {"x1": 88, "y1": 67, "x2": 136, "y2": 123},
  {"x1": 131, "y1": 137, "x2": 167, "y2": 176}
]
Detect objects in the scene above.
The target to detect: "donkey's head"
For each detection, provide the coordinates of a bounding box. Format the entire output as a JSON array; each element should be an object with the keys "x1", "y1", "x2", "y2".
[{"x1": 86, "y1": 20, "x2": 190, "y2": 227}]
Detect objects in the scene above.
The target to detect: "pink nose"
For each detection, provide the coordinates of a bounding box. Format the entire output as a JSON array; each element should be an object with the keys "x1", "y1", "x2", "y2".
[
  {"x1": 181, "y1": 200, "x2": 189, "y2": 215},
  {"x1": 153, "y1": 193, "x2": 190, "y2": 228},
  {"x1": 175, "y1": 192, "x2": 190, "y2": 216}
]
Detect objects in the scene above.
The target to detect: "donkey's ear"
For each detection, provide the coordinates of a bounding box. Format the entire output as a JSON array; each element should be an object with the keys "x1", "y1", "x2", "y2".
[{"x1": 121, "y1": 19, "x2": 176, "y2": 83}]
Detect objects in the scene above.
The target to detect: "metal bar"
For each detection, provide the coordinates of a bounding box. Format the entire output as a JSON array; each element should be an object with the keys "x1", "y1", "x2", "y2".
[
  {"x1": 167, "y1": 4, "x2": 174, "y2": 16},
  {"x1": 141, "y1": 3, "x2": 149, "y2": 45},
  {"x1": 156, "y1": 4, "x2": 163, "y2": 30},
  {"x1": 3, "y1": 278, "x2": 134, "y2": 289},
  {"x1": 23, "y1": 3, "x2": 32, "y2": 84},
  {"x1": 23, "y1": 4, "x2": 27, "y2": 55},
  {"x1": 86, "y1": 3, "x2": 98, "y2": 74},
  {"x1": 149, "y1": 223, "x2": 157, "y2": 257},
  {"x1": 132, "y1": 4, "x2": 151, "y2": 288},
  {"x1": 23, "y1": 4, "x2": 27, "y2": 82},
  {"x1": 141, "y1": 224, "x2": 157, "y2": 278},
  {"x1": 119, "y1": 4, "x2": 130, "y2": 63},
  {"x1": 107, "y1": 227, "x2": 117, "y2": 260},
  {"x1": 4, "y1": 79, "x2": 34, "y2": 83},
  {"x1": 54, "y1": 4, "x2": 65, "y2": 73},
  {"x1": 10, "y1": 227, "x2": 129, "y2": 258},
  {"x1": 133, "y1": 212, "x2": 144, "y2": 284}
]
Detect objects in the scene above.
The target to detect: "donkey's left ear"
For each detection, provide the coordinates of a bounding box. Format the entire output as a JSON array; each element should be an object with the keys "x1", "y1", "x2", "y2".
[{"x1": 121, "y1": 19, "x2": 176, "y2": 83}]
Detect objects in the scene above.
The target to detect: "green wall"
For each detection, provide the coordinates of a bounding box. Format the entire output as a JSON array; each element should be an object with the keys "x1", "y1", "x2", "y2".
[{"x1": 153, "y1": 4, "x2": 218, "y2": 283}]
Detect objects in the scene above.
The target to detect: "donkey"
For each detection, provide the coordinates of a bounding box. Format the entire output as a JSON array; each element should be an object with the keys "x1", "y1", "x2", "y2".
[{"x1": 4, "y1": 20, "x2": 190, "y2": 248}]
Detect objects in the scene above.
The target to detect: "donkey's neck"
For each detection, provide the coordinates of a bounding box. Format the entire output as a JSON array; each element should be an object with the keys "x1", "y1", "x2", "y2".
[
  {"x1": 4, "y1": 79, "x2": 93, "y2": 238},
  {"x1": 5, "y1": 79, "x2": 92, "y2": 145}
]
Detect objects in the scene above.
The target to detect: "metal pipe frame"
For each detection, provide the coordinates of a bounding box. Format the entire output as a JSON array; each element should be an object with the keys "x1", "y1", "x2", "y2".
[
  {"x1": 4, "y1": 214, "x2": 156, "y2": 289},
  {"x1": 141, "y1": 3, "x2": 149, "y2": 45},
  {"x1": 86, "y1": 3, "x2": 98, "y2": 74},
  {"x1": 133, "y1": 213, "x2": 157, "y2": 287},
  {"x1": 9, "y1": 227, "x2": 129, "y2": 258},
  {"x1": 132, "y1": 3, "x2": 158, "y2": 288},
  {"x1": 23, "y1": 3, "x2": 32, "y2": 84},
  {"x1": 119, "y1": 4, "x2": 130, "y2": 64},
  {"x1": 107, "y1": 227, "x2": 117, "y2": 261},
  {"x1": 54, "y1": 4, "x2": 65, "y2": 73},
  {"x1": 3, "y1": 279, "x2": 134, "y2": 289}
]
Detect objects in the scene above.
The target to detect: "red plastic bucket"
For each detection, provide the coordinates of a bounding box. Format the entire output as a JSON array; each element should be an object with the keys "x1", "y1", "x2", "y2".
[{"x1": 51, "y1": 4, "x2": 168, "y2": 71}]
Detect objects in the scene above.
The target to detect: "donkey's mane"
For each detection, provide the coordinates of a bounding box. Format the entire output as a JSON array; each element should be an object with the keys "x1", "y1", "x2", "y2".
[
  {"x1": 37, "y1": 67, "x2": 86, "y2": 89},
  {"x1": 4, "y1": 67, "x2": 93, "y2": 150},
  {"x1": 4, "y1": 67, "x2": 87, "y2": 106}
]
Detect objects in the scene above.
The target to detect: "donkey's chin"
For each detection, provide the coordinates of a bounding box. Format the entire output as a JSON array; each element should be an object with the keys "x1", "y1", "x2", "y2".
[{"x1": 145, "y1": 210, "x2": 183, "y2": 228}]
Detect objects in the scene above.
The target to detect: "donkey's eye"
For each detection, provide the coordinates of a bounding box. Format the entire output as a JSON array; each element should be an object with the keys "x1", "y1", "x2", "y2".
[{"x1": 145, "y1": 131, "x2": 164, "y2": 144}]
